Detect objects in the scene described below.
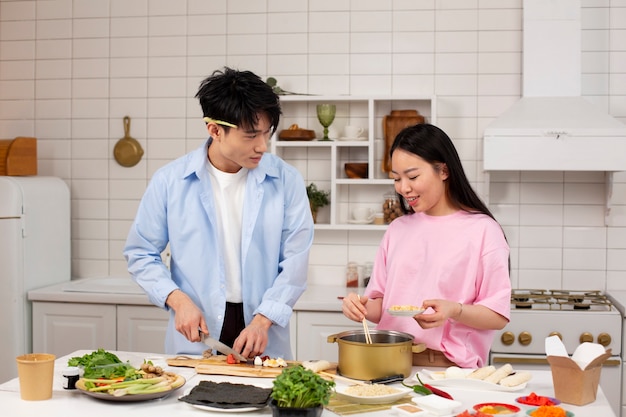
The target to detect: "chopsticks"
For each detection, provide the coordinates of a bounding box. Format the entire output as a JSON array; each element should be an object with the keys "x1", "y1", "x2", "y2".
[
  {"x1": 319, "y1": 371, "x2": 367, "y2": 385},
  {"x1": 362, "y1": 319, "x2": 372, "y2": 344},
  {"x1": 358, "y1": 295, "x2": 373, "y2": 344}
]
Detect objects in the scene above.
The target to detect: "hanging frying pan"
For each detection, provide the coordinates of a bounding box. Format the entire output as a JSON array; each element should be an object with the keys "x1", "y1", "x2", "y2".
[{"x1": 113, "y1": 116, "x2": 144, "y2": 167}]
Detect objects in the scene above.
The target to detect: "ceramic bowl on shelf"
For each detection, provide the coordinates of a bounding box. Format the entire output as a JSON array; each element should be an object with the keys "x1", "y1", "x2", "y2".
[{"x1": 344, "y1": 163, "x2": 368, "y2": 179}]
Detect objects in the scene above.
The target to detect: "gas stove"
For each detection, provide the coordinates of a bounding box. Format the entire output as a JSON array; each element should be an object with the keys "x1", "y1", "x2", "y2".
[
  {"x1": 511, "y1": 289, "x2": 615, "y2": 312},
  {"x1": 493, "y1": 289, "x2": 622, "y2": 356}
]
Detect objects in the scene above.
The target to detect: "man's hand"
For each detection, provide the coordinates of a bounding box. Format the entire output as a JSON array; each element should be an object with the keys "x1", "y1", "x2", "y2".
[
  {"x1": 233, "y1": 314, "x2": 272, "y2": 359},
  {"x1": 166, "y1": 289, "x2": 208, "y2": 342}
]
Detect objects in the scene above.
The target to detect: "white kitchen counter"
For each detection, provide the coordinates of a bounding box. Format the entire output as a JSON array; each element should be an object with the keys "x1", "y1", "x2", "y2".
[
  {"x1": 28, "y1": 276, "x2": 351, "y2": 312},
  {"x1": 0, "y1": 350, "x2": 617, "y2": 417}
]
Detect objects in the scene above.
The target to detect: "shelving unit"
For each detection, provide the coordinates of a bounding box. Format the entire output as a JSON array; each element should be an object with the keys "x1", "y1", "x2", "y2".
[{"x1": 270, "y1": 95, "x2": 436, "y2": 230}]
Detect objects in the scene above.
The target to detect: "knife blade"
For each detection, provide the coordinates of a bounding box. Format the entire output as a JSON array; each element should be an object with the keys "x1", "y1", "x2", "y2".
[{"x1": 200, "y1": 333, "x2": 248, "y2": 363}]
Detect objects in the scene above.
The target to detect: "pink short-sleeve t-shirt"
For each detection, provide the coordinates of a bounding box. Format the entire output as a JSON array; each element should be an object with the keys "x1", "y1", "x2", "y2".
[{"x1": 364, "y1": 210, "x2": 511, "y2": 368}]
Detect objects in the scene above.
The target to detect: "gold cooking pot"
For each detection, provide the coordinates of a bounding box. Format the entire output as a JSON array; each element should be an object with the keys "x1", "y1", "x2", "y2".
[{"x1": 327, "y1": 329, "x2": 426, "y2": 381}]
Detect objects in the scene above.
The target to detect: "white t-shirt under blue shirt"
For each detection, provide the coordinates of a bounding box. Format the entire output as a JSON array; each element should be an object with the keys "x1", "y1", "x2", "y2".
[{"x1": 207, "y1": 161, "x2": 248, "y2": 303}]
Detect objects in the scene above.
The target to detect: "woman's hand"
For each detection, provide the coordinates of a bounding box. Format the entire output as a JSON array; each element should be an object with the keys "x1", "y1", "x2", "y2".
[
  {"x1": 413, "y1": 299, "x2": 461, "y2": 329},
  {"x1": 342, "y1": 293, "x2": 369, "y2": 322}
]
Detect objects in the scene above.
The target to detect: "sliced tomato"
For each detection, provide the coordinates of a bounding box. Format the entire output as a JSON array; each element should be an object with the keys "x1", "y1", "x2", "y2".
[{"x1": 226, "y1": 353, "x2": 238, "y2": 364}]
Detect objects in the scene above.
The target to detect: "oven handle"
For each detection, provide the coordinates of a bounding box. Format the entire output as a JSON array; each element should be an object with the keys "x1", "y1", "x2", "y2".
[{"x1": 491, "y1": 356, "x2": 621, "y2": 367}]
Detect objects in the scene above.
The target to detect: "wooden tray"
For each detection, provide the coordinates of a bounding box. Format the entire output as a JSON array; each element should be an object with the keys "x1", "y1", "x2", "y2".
[{"x1": 278, "y1": 128, "x2": 316, "y2": 141}]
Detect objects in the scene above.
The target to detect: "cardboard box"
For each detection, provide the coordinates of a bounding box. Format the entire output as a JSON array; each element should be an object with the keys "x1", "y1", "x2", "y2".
[{"x1": 547, "y1": 348, "x2": 612, "y2": 406}]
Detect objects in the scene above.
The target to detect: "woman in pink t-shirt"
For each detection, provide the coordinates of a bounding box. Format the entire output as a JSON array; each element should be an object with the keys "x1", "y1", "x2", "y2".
[{"x1": 342, "y1": 124, "x2": 511, "y2": 368}]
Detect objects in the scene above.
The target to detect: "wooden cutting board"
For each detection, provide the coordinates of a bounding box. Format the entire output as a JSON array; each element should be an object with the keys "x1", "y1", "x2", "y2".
[
  {"x1": 167, "y1": 355, "x2": 337, "y2": 378},
  {"x1": 167, "y1": 355, "x2": 298, "y2": 378},
  {"x1": 167, "y1": 355, "x2": 235, "y2": 367},
  {"x1": 195, "y1": 363, "x2": 287, "y2": 378},
  {"x1": 382, "y1": 110, "x2": 425, "y2": 173}
]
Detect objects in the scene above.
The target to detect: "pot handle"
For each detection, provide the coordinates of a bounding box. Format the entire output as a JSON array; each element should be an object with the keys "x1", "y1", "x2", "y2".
[
  {"x1": 412, "y1": 343, "x2": 426, "y2": 353},
  {"x1": 327, "y1": 333, "x2": 339, "y2": 343}
]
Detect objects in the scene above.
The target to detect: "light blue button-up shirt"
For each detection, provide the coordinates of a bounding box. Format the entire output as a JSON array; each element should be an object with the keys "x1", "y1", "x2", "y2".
[{"x1": 124, "y1": 139, "x2": 314, "y2": 359}]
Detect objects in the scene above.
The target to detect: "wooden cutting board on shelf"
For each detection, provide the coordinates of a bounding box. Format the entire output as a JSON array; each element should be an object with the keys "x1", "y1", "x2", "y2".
[{"x1": 382, "y1": 110, "x2": 425, "y2": 173}]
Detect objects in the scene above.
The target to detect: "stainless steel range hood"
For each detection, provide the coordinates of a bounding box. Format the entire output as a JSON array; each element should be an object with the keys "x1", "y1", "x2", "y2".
[{"x1": 483, "y1": 0, "x2": 626, "y2": 171}]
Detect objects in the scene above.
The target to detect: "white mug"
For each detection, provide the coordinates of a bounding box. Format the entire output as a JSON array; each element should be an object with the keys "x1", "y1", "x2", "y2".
[
  {"x1": 344, "y1": 125, "x2": 364, "y2": 139},
  {"x1": 352, "y1": 207, "x2": 374, "y2": 222}
]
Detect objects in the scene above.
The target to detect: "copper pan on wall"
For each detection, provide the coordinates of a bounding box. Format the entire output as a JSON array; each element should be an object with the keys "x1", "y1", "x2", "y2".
[{"x1": 114, "y1": 116, "x2": 144, "y2": 167}]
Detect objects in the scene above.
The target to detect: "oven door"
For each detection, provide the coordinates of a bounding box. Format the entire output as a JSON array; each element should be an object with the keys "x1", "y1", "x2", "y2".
[{"x1": 489, "y1": 353, "x2": 622, "y2": 416}]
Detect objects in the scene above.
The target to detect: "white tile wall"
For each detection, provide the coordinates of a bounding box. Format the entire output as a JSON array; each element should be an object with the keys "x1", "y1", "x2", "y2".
[{"x1": 0, "y1": 0, "x2": 625, "y2": 291}]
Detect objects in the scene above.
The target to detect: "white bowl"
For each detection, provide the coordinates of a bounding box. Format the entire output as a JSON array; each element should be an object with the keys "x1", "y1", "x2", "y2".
[{"x1": 334, "y1": 384, "x2": 412, "y2": 405}]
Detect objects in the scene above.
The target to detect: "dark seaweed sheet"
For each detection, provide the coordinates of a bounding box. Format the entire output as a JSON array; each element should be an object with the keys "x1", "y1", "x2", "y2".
[{"x1": 179, "y1": 380, "x2": 272, "y2": 409}]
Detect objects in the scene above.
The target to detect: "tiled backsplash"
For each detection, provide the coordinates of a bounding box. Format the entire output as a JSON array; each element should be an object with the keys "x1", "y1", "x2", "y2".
[{"x1": 1, "y1": 0, "x2": 625, "y2": 289}]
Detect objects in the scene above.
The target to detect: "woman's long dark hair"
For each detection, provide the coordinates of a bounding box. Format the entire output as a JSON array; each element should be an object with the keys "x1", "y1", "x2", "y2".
[{"x1": 390, "y1": 123, "x2": 496, "y2": 221}]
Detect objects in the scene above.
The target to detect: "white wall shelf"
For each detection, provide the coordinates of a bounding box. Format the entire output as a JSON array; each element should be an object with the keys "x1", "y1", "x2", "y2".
[{"x1": 270, "y1": 95, "x2": 436, "y2": 229}]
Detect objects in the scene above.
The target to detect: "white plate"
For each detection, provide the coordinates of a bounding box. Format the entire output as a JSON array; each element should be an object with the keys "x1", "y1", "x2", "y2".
[
  {"x1": 415, "y1": 370, "x2": 528, "y2": 392},
  {"x1": 333, "y1": 385, "x2": 413, "y2": 404},
  {"x1": 412, "y1": 395, "x2": 462, "y2": 416},
  {"x1": 187, "y1": 403, "x2": 263, "y2": 413},
  {"x1": 76, "y1": 374, "x2": 186, "y2": 402},
  {"x1": 387, "y1": 307, "x2": 426, "y2": 316},
  {"x1": 348, "y1": 219, "x2": 374, "y2": 224}
]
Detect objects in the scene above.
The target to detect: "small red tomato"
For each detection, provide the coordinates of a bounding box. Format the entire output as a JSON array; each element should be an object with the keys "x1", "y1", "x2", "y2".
[{"x1": 226, "y1": 353, "x2": 237, "y2": 364}]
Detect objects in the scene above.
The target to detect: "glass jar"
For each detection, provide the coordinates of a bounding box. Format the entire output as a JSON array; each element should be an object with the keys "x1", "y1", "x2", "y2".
[
  {"x1": 346, "y1": 262, "x2": 359, "y2": 288},
  {"x1": 362, "y1": 262, "x2": 373, "y2": 287},
  {"x1": 383, "y1": 192, "x2": 403, "y2": 224},
  {"x1": 62, "y1": 366, "x2": 80, "y2": 390}
]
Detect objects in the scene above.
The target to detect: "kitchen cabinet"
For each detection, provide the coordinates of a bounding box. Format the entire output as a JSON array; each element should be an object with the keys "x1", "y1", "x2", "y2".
[
  {"x1": 295, "y1": 311, "x2": 366, "y2": 362},
  {"x1": 32, "y1": 302, "x2": 117, "y2": 357},
  {"x1": 271, "y1": 95, "x2": 436, "y2": 230},
  {"x1": 32, "y1": 302, "x2": 168, "y2": 357},
  {"x1": 117, "y1": 305, "x2": 169, "y2": 353},
  {"x1": 29, "y1": 281, "x2": 356, "y2": 362}
]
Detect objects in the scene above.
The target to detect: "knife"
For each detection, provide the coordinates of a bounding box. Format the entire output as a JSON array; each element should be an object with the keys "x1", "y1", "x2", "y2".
[{"x1": 200, "y1": 332, "x2": 249, "y2": 363}]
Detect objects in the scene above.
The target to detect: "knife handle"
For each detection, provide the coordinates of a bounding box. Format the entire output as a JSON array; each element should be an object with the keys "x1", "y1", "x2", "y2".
[{"x1": 369, "y1": 374, "x2": 405, "y2": 384}]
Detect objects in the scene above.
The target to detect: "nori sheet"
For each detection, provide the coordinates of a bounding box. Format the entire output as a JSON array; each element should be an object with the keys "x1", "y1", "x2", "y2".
[{"x1": 179, "y1": 380, "x2": 272, "y2": 409}]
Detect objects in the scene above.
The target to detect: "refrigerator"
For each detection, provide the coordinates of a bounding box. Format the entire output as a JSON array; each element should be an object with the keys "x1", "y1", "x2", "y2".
[{"x1": 0, "y1": 177, "x2": 71, "y2": 383}]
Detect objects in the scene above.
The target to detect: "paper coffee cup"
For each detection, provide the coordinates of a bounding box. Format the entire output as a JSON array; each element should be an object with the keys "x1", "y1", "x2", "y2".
[{"x1": 16, "y1": 353, "x2": 56, "y2": 401}]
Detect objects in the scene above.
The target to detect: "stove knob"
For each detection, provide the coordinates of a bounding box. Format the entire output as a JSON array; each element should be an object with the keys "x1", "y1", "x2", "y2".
[
  {"x1": 579, "y1": 332, "x2": 594, "y2": 344},
  {"x1": 518, "y1": 331, "x2": 532, "y2": 346},
  {"x1": 549, "y1": 331, "x2": 562, "y2": 340},
  {"x1": 501, "y1": 331, "x2": 515, "y2": 345},
  {"x1": 597, "y1": 333, "x2": 612, "y2": 347}
]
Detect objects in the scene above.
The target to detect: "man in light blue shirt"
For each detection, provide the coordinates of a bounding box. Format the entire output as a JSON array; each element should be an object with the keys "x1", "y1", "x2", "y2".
[{"x1": 124, "y1": 67, "x2": 314, "y2": 360}]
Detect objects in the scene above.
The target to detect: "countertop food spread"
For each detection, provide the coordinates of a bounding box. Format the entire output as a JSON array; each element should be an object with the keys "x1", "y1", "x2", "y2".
[{"x1": 0, "y1": 350, "x2": 617, "y2": 416}]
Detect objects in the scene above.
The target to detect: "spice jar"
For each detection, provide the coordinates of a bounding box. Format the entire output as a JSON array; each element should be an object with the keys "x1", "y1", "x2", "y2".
[
  {"x1": 62, "y1": 366, "x2": 80, "y2": 390},
  {"x1": 383, "y1": 192, "x2": 403, "y2": 224},
  {"x1": 346, "y1": 262, "x2": 359, "y2": 287},
  {"x1": 362, "y1": 262, "x2": 373, "y2": 287}
]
